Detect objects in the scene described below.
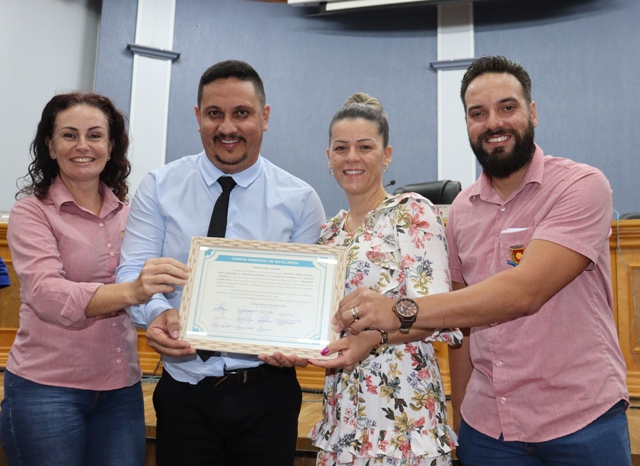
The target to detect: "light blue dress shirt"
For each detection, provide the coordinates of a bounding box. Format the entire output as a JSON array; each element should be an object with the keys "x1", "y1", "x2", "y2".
[{"x1": 116, "y1": 152, "x2": 325, "y2": 383}]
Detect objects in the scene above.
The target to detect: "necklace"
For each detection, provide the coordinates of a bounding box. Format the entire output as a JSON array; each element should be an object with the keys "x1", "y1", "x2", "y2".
[{"x1": 344, "y1": 192, "x2": 388, "y2": 237}]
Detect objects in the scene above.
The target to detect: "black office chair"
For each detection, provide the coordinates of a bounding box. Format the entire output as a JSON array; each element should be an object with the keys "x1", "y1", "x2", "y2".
[
  {"x1": 393, "y1": 180, "x2": 462, "y2": 204},
  {"x1": 619, "y1": 212, "x2": 640, "y2": 220}
]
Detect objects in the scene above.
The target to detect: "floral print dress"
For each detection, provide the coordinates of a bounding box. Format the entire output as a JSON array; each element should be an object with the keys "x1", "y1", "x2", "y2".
[{"x1": 310, "y1": 193, "x2": 463, "y2": 466}]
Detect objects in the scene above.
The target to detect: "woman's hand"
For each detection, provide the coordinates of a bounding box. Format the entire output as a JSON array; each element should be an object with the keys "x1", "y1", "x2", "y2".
[
  {"x1": 85, "y1": 258, "x2": 189, "y2": 317},
  {"x1": 333, "y1": 287, "x2": 399, "y2": 334},
  {"x1": 308, "y1": 330, "x2": 381, "y2": 371},
  {"x1": 130, "y1": 257, "x2": 188, "y2": 304}
]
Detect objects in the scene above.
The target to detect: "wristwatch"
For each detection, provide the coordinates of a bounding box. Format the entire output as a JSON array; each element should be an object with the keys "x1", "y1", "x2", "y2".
[{"x1": 392, "y1": 298, "x2": 419, "y2": 333}]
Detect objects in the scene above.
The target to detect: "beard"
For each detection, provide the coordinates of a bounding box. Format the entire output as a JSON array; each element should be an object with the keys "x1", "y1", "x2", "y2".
[
  {"x1": 213, "y1": 151, "x2": 248, "y2": 167},
  {"x1": 212, "y1": 134, "x2": 249, "y2": 167},
  {"x1": 470, "y1": 119, "x2": 536, "y2": 179}
]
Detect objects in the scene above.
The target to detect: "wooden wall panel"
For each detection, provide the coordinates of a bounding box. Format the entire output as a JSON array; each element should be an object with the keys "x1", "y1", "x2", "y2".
[
  {"x1": 0, "y1": 224, "x2": 9, "y2": 263},
  {"x1": 612, "y1": 220, "x2": 640, "y2": 397},
  {"x1": 0, "y1": 223, "x2": 19, "y2": 367}
]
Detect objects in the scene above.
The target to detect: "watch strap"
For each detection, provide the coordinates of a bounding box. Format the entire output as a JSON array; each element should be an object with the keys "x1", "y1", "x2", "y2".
[{"x1": 368, "y1": 328, "x2": 388, "y2": 354}]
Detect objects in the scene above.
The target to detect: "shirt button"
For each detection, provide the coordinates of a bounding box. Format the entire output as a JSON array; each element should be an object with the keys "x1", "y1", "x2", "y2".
[
  {"x1": 99, "y1": 223, "x2": 104, "y2": 227},
  {"x1": 496, "y1": 361, "x2": 503, "y2": 367},
  {"x1": 228, "y1": 223, "x2": 233, "y2": 227},
  {"x1": 116, "y1": 348, "x2": 122, "y2": 353},
  {"x1": 109, "y1": 252, "x2": 115, "y2": 256},
  {"x1": 116, "y1": 359, "x2": 122, "y2": 364},
  {"x1": 499, "y1": 206, "x2": 506, "y2": 212},
  {"x1": 500, "y1": 397, "x2": 507, "y2": 404},
  {"x1": 112, "y1": 322, "x2": 117, "y2": 327},
  {"x1": 111, "y1": 312, "x2": 116, "y2": 316},
  {"x1": 107, "y1": 243, "x2": 112, "y2": 248}
]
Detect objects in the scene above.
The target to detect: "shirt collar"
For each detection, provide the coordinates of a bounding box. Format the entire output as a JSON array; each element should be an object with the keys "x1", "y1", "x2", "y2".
[
  {"x1": 197, "y1": 151, "x2": 263, "y2": 189},
  {"x1": 467, "y1": 143, "x2": 544, "y2": 202},
  {"x1": 48, "y1": 176, "x2": 124, "y2": 217}
]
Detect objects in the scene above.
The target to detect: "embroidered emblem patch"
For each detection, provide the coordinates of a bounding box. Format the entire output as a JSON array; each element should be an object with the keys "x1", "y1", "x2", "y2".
[{"x1": 507, "y1": 245, "x2": 525, "y2": 267}]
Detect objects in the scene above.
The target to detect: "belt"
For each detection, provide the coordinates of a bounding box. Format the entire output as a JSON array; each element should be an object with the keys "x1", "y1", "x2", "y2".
[{"x1": 198, "y1": 364, "x2": 294, "y2": 387}]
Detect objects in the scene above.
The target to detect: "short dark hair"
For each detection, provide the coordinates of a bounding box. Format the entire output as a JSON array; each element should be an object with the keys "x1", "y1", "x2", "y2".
[
  {"x1": 329, "y1": 92, "x2": 390, "y2": 147},
  {"x1": 460, "y1": 55, "x2": 532, "y2": 108},
  {"x1": 18, "y1": 92, "x2": 131, "y2": 202},
  {"x1": 197, "y1": 60, "x2": 266, "y2": 107}
]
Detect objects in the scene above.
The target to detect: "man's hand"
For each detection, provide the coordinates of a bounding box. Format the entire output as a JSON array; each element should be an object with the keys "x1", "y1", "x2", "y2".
[
  {"x1": 131, "y1": 258, "x2": 188, "y2": 304},
  {"x1": 146, "y1": 308, "x2": 195, "y2": 357},
  {"x1": 258, "y1": 352, "x2": 308, "y2": 368},
  {"x1": 308, "y1": 331, "x2": 380, "y2": 371},
  {"x1": 334, "y1": 287, "x2": 399, "y2": 334}
]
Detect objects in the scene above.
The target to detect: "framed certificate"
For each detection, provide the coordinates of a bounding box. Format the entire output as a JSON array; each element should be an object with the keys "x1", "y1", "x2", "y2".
[{"x1": 178, "y1": 237, "x2": 347, "y2": 359}]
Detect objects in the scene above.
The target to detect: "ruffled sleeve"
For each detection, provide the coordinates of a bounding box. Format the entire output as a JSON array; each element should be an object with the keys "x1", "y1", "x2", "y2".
[{"x1": 380, "y1": 194, "x2": 462, "y2": 345}]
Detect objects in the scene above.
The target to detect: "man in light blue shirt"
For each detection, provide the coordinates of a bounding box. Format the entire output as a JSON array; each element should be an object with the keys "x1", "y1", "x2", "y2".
[{"x1": 116, "y1": 60, "x2": 325, "y2": 465}]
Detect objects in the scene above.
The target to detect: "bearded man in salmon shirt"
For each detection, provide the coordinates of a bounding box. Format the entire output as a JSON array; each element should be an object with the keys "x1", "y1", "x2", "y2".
[{"x1": 333, "y1": 55, "x2": 632, "y2": 466}]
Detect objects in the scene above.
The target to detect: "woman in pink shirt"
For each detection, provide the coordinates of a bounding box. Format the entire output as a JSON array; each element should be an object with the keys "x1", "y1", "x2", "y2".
[{"x1": 0, "y1": 93, "x2": 187, "y2": 466}]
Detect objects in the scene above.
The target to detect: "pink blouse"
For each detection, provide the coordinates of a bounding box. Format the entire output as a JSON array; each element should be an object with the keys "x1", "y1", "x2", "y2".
[{"x1": 7, "y1": 177, "x2": 140, "y2": 390}]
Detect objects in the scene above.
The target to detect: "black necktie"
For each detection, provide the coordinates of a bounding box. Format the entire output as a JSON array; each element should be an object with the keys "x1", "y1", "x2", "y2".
[
  {"x1": 199, "y1": 176, "x2": 236, "y2": 362},
  {"x1": 207, "y1": 176, "x2": 237, "y2": 238}
]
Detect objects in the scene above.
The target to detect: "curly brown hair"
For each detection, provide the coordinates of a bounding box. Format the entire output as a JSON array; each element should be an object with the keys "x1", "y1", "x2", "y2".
[{"x1": 17, "y1": 92, "x2": 131, "y2": 202}]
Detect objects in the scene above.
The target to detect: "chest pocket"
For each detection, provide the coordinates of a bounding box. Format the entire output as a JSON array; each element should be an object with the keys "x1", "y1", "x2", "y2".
[{"x1": 497, "y1": 228, "x2": 535, "y2": 273}]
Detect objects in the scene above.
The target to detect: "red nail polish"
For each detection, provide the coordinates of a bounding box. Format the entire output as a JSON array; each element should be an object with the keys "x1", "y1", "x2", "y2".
[{"x1": 321, "y1": 347, "x2": 329, "y2": 356}]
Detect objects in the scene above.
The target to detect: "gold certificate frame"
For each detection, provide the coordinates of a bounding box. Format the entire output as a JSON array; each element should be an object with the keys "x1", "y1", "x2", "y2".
[{"x1": 178, "y1": 237, "x2": 347, "y2": 359}]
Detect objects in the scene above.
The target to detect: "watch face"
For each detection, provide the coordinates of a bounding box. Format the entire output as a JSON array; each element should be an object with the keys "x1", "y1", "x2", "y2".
[{"x1": 396, "y1": 298, "x2": 418, "y2": 317}]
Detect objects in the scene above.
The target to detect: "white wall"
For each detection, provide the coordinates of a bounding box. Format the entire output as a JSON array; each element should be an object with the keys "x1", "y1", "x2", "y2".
[{"x1": 0, "y1": 0, "x2": 101, "y2": 213}]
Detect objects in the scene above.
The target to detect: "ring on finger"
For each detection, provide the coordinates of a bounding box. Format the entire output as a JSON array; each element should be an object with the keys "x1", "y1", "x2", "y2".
[{"x1": 350, "y1": 306, "x2": 360, "y2": 321}]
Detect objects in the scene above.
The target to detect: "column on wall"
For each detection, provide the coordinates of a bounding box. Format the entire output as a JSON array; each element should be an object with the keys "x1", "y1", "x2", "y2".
[
  {"x1": 127, "y1": 0, "x2": 179, "y2": 195},
  {"x1": 434, "y1": 2, "x2": 476, "y2": 188}
]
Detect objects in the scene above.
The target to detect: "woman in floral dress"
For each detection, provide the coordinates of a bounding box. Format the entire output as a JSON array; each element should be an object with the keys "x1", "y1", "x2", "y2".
[{"x1": 309, "y1": 93, "x2": 462, "y2": 466}]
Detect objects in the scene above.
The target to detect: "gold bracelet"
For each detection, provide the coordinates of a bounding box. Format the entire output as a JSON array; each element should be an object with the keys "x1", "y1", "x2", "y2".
[{"x1": 367, "y1": 328, "x2": 388, "y2": 354}]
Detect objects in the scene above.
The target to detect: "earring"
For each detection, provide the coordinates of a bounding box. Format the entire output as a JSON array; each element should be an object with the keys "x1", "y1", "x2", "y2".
[
  {"x1": 328, "y1": 165, "x2": 334, "y2": 176},
  {"x1": 50, "y1": 154, "x2": 56, "y2": 160},
  {"x1": 107, "y1": 155, "x2": 111, "y2": 161},
  {"x1": 383, "y1": 164, "x2": 388, "y2": 173}
]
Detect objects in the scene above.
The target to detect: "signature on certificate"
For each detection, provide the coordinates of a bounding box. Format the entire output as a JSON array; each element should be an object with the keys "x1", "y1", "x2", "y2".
[{"x1": 213, "y1": 302, "x2": 228, "y2": 315}]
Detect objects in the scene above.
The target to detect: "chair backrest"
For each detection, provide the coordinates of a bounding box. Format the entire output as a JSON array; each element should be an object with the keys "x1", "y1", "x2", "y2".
[
  {"x1": 619, "y1": 212, "x2": 640, "y2": 220},
  {"x1": 393, "y1": 180, "x2": 462, "y2": 204}
]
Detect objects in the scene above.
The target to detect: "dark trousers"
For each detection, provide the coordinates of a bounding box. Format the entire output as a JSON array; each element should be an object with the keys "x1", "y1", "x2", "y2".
[{"x1": 153, "y1": 366, "x2": 302, "y2": 466}]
